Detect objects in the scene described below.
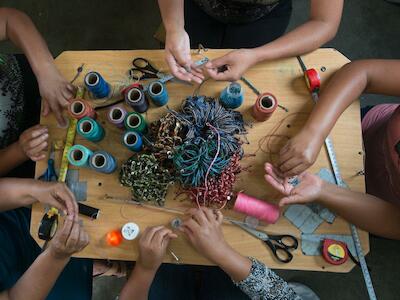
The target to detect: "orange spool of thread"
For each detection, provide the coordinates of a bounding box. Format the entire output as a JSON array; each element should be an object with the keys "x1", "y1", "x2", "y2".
[
  {"x1": 106, "y1": 230, "x2": 123, "y2": 246},
  {"x1": 251, "y1": 92, "x2": 278, "y2": 122},
  {"x1": 304, "y1": 69, "x2": 321, "y2": 92},
  {"x1": 68, "y1": 99, "x2": 96, "y2": 120}
]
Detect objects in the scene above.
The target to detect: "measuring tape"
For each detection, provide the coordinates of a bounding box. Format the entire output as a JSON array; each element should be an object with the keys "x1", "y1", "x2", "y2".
[
  {"x1": 297, "y1": 56, "x2": 377, "y2": 300},
  {"x1": 322, "y1": 239, "x2": 349, "y2": 265}
]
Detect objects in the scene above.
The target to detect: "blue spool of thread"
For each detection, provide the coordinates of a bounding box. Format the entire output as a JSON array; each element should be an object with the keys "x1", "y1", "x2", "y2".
[
  {"x1": 122, "y1": 131, "x2": 143, "y2": 152},
  {"x1": 125, "y1": 86, "x2": 149, "y2": 113},
  {"x1": 220, "y1": 82, "x2": 244, "y2": 109},
  {"x1": 84, "y1": 71, "x2": 110, "y2": 99},
  {"x1": 89, "y1": 150, "x2": 117, "y2": 174},
  {"x1": 77, "y1": 117, "x2": 105, "y2": 142},
  {"x1": 148, "y1": 81, "x2": 168, "y2": 106},
  {"x1": 68, "y1": 145, "x2": 93, "y2": 168}
]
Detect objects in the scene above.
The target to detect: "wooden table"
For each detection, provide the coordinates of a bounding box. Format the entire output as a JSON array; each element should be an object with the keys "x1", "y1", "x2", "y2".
[{"x1": 31, "y1": 49, "x2": 367, "y2": 272}]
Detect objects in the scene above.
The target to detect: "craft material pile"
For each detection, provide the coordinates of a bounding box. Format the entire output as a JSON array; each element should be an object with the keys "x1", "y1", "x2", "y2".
[{"x1": 119, "y1": 96, "x2": 248, "y2": 207}]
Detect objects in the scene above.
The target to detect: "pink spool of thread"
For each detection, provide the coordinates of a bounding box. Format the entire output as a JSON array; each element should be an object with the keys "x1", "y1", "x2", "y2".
[{"x1": 233, "y1": 192, "x2": 280, "y2": 224}]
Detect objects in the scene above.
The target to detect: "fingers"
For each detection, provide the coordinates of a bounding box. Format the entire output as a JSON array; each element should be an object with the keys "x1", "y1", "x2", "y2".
[
  {"x1": 152, "y1": 227, "x2": 174, "y2": 248},
  {"x1": 264, "y1": 163, "x2": 285, "y2": 184},
  {"x1": 187, "y1": 208, "x2": 208, "y2": 226},
  {"x1": 182, "y1": 218, "x2": 201, "y2": 234},
  {"x1": 59, "y1": 214, "x2": 74, "y2": 245},
  {"x1": 279, "y1": 194, "x2": 303, "y2": 207},
  {"x1": 264, "y1": 174, "x2": 286, "y2": 194},
  {"x1": 165, "y1": 51, "x2": 192, "y2": 82},
  {"x1": 49, "y1": 101, "x2": 67, "y2": 127},
  {"x1": 42, "y1": 100, "x2": 50, "y2": 116},
  {"x1": 65, "y1": 216, "x2": 80, "y2": 249},
  {"x1": 215, "y1": 210, "x2": 223, "y2": 224},
  {"x1": 202, "y1": 207, "x2": 216, "y2": 222},
  {"x1": 283, "y1": 164, "x2": 308, "y2": 178},
  {"x1": 54, "y1": 183, "x2": 78, "y2": 216},
  {"x1": 141, "y1": 225, "x2": 164, "y2": 245}
]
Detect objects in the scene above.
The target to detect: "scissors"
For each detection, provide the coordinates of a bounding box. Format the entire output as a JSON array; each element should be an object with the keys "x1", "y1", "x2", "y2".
[
  {"x1": 230, "y1": 220, "x2": 298, "y2": 263},
  {"x1": 38, "y1": 144, "x2": 58, "y2": 182},
  {"x1": 129, "y1": 57, "x2": 173, "y2": 82}
]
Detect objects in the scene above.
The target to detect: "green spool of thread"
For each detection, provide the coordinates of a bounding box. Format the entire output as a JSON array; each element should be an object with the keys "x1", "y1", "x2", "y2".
[
  {"x1": 67, "y1": 144, "x2": 93, "y2": 168},
  {"x1": 124, "y1": 112, "x2": 147, "y2": 133},
  {"x1": 77, "y1": 117, "x2": 105, "y2": 142}
]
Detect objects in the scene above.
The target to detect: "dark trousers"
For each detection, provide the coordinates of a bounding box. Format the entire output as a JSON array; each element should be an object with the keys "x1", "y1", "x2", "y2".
[{"x1": 184, "y1": 0, "x2": 293, "y2": 49}]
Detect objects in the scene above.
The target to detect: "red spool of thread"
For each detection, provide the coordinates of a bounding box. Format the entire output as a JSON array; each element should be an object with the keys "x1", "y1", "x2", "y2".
[
  {"x1": 304, "y1": 69, "x2": 320, "y2": 92},
  {"x1": 68, "y1": 99, "x2": 96, "y2": 120},
  {"x1": 106, "y1": 230, "x2": 123, "y2": 246},
  {"x1": 251, "y1": 92, "x2": 278, "y2": 122},
  {"x1": 233, "y1": 192, "x2": 280, "y2": 224},
  {"x1": 120, "y1": 83, "x2": 144, "y2": 97}
]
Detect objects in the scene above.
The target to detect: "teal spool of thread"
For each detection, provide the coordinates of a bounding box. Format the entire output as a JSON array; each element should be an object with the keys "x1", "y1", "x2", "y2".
[
  {"x1": 89, "y1": 150, "x2": 117, "y2": 174},
  {"x1": 67, "y1": 145, "x2": 93, "y2": 168},
  {"x1": 148, "y1": 80, "x2": 168, "y2": 106},
  {"x1": 124, "y1": 112, "x2": 147, "y2": 133},
  {"x1": 220, "y1": 82, "x2": 244, "y2": 109},
  {"x1": 77, "y1": 117, "x2": 105, "y2": 142},
  {"x1": 122, "y1": 131, "x2": 143, "y2": 152}
]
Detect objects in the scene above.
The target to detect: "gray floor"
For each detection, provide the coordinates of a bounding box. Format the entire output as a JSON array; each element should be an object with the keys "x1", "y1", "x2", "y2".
[{"x1": 1, "y1": 0, "x2": 400, "y2": 299}]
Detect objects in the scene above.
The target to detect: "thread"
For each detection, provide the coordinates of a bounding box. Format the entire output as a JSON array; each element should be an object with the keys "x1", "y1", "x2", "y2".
[
  {"x1": 67, "y1": 144, "x2": 93, "y2": 168},
  {"x1": 124, "y1": 84, "x2": 149, "y2": 113},
  {"x1": 219, "y1": 82, "x2": 244, "y2": 109},
  {"x1": 121, "y1": 222, "x2": 140, "y2": 240},
  {"x1": 148, "y1": 80, "x2": 169, "y2": 106},
  {"x1": 84, "y1": 71, "x2": 111, "y2": 99},
  {"x1": 124, "y1": 112, "x2": 147, "y2": 133},
  {"x1": 68, "y1": 99, "x2": 96, "y2": 120},
  {"x1": 122, "y1": 131, "x2": 143, "y2": 152},
  {"x1": 89, "y1": 150, "x2": 117, "y2": 174},
  {"x1": 77, "y1": 117, "x2": 105, "y2": 142},
  {"x1": 107, "y1": 105, "x2": 127, "y2": 128},
  {"x1": 304, "y1": 69, "x2": 321, "y2": 92},
  {"x1": 251, "y1": 92, "x2": 278, "y2": 121},
  {"x1": 233, "y1": 192, "x2": 280, "y2": 224}
]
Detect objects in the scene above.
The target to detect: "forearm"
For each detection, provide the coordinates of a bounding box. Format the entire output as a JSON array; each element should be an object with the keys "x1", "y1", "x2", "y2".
[
  {"x1": 6, "y1": 249, "x2": 69, "y2": 300},
  {"x1": 0, "y1": 142, "x2": 28, "y2": 176},
  {"x1": 253, "y1": 0, "x2": 343, "y2": 62},
  {"x1": 119, "y1": 265, "x2": 156, "y2": 300},
  {"x1": 303, "y1": 59, "x2": 400, "y2": 139},
  {"x1": 214, "y1": 245, "x2": 252, "y2": 282},
  {"x1": 0, "y1": 178, "x2": 38, "y2": 211},
  {"x1": 158, "y1": 0, "x2": 184, "y2": 33},
  {"x1": 1, "y1": 8, "x2": 55, "y2": 80},
  {"x1": 319, "y1": 182, "x2": 400, "y2": 239}
]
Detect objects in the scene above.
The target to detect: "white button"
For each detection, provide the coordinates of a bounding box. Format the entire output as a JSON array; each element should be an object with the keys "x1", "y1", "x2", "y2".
[{"x1": 121, "y1": 222, "x2": 140, "y2": 240}]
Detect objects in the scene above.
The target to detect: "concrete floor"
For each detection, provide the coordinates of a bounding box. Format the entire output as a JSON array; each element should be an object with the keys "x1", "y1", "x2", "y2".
[{"x1": 1, "y1": 0, "x2": 400, "y2": 299}]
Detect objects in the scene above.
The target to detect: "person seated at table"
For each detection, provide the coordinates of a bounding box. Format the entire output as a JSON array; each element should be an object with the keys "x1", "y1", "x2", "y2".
[
  {"x1": 265, "y1": 59, "x2": 400, "y2": 239},
  {"x1": 0, "y1": 178, "x2": 93, "y2": 300},
  {"x1": 119, "y1": 207, "x2": 318, "y2": 300},
  {"x1": 157, "y1": 0, "x2": 343, "y2": 83},
  {"x1": 0, "y1": 7, "x2": 75, "y2": 177}
]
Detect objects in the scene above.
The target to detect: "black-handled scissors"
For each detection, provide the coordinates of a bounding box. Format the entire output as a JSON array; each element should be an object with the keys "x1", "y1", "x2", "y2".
[
  {"x1": 129, "y1": 57, "x2": 166, "y2": 80},
  {"x1": 230, "y1": 220, "x2": 298, "y2": 263}
]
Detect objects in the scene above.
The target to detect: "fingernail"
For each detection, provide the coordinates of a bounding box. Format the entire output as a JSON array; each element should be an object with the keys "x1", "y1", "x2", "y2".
[{"x1": 68, "y1": 214, "x2": 74, "y2": 220}]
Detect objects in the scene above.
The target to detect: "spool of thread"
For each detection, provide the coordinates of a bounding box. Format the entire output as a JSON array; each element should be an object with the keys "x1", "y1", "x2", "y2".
[
  {"x1": 68, "y1": 99, "x2": 96, "y2": 120},
  {"x1": 147, "y1": 80, "x2": 169, "y2": 106},
  {"x1": 124, "y1": 85, "x2": 149, "y2": 113},
  {"x1": 233, "y1": 192, "x2": 280, "y2": 224},
  {"x1": 121, "y1": 222, "x2": 140, "y2": 240},
  {"x1": 124, "y1": 112, "x2": 147, "y2": 133},
  {"x1": 122, "y1": 131, "x2": 143, "y2": 152},
  {"x1": 89, "y1": 150, "x2": 117, "y2": 174},
  {"x1": 251, "y1": 92, "x2": 278, "y2": 122},
  {"x1": 107, "y1": 105, "x2": 127, "y2": 128},
  {"x1": 106, "y1": 230, "x2": 123, "y2": 246},
  {"x1": 304, "y1": 69, "x2": 321, "y2": 92},
  {"x1": 219, "y1": 82, "x2": 244, "y2": 109},
  {"x1": 84, "y1": 71, "x2": 110, "y2": 99},
  {"x1": 67, "y1": 144, "x2": 93, "y2": 168},
  {"x1": 77, "y1": 117, "x2": 105, "y2": 142}
]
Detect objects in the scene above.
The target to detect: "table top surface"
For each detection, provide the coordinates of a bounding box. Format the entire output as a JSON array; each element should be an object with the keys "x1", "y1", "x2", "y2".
[{"x1": 31, "y1": 49, "x2": 367, "y2": 272}]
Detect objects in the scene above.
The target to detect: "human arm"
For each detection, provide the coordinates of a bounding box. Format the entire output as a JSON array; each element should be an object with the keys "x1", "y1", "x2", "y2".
[
  {"x1": 157, "y1": 0, "x2": 204, "y2": 83},
  {"x1": 0, "y1": 214, "x2": 89, "y2": 300},
  {"x1": 119, "y1": 226, "x2": 177, "y2": 300},
  {"x1": 279, "y1": 59, "x2": 400, "y2": 176},
  {"x1": 206, "y1": 0, "x2": 343, "y2": 81},
  {"x1": 0, "y1": 178, "x2": 78, "y2": 216},
  {"x1": 0, "y1": 8, "x2": 75, "y2": 126},
  {"x1": 181, "y1": 207, "x2": 300, "y2": 299},
  {"x1": 265, "y1": 163, "x2": 400, "y2": 239}
]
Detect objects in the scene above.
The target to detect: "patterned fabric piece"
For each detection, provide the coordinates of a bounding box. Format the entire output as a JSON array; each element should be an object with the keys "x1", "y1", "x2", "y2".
[
  {"x1": 234, "y1": 258, "x2": 301, "y2": 300},
  {"x1": 192, "y1": 0, "x2": 280, "y2": 23},
  {"x1": 0, "y1": 54, "x2": 24, "y2": 148}
]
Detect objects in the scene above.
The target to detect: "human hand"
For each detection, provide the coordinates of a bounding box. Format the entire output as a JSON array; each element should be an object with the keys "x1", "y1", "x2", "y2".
[
  {"x1": 137, "y1": 225, "x2": 177, "y2": 272},
  {"x1": 47, "y1": 214, "x2": 89, "y2": 260},
  {"x1": 205, "y1": 49, "x2": 258, "y2": 81},
  {"x1": 18, "y1": 124, "x2": 49, "y2": 161},
  {"x1": 164, "y1": 29, "x2": 204, "y2": 83},
  {"x1": 264, "y1": 162, "x2": 323, "y2": 206},
  {"x1": 181, "y1": 207, "x2": 231, "y2": 263},
  {"x1": 31, "y1": 181, "x2": 79, "y2": 216},
  {"x1": 38, "y1": 65, "x2": 76, "y2": 126},
  {"x1": 278, "y1": 129, "x2": 324, "y2": 177}
]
